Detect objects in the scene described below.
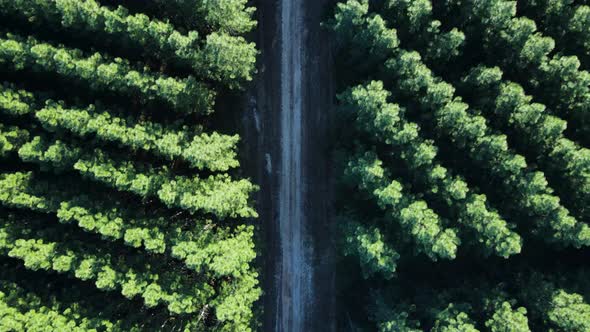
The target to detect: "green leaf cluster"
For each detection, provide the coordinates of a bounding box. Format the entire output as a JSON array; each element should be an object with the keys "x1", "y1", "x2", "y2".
[
  {"x1": 0, "y1": 32, "x2": 214, "y2": 114},
  {"x1": 0, "y1": 0, "x2": 257, "y2": 88}
]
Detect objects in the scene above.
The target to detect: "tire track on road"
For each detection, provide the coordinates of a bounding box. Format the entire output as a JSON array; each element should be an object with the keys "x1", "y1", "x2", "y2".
[{"x1": 277, "y1": 0, "x2": 311, "y2": 330}]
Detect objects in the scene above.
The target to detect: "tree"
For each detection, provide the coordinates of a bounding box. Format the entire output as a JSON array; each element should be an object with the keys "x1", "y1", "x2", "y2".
[
  {"x1": 341, "y1": 217, "x2": 400, "y2": 279},
  {"x1": 344, "y1": 149, "x2": 459, "y2": 260},
  {"x1": 340, "y1": 81, "x2": 520, "y2": 257},
  {"x1": 0, "y1": 0, "x2": 257, "y2": 88},
  {"x1": 485, "y1": 301, "x2": 530, "y2": 332},
  {"x1": 0, "y1": 32, "x2": 214, "y2": 114},
  {"x1": 329, "y1": 1, "x2": 590, "y2": 330}
]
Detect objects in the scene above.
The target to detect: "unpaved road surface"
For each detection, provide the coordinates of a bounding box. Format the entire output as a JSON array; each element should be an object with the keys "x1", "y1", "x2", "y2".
[
  {"x1": 243, "y1": 0, "x2": 336, "y2": 330},
  {"x1": 278, "y1": 0, "x2": 309, "y2": 330}
]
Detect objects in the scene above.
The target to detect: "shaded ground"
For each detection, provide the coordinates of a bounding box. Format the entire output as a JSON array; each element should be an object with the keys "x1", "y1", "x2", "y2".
[{"x1": 240, "y1": 0, "x2": 336, "y2": 330}]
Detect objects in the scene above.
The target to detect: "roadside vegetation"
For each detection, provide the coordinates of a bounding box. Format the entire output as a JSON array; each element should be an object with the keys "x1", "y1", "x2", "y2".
[
  {"x1": 328, "y1": 0, "x2": 590, "y2": 330},
  {"x1": 0, "y1": 0, "x2": 260, "y2": 330}
]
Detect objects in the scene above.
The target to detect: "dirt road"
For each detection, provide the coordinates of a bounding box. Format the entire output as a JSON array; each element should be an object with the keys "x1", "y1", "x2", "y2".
[
  {"x1": 277, "y1": 0, "x2": 310, "y2": 330},
  {"x1": 242, "y1": 0, "x2": 335, "y2": 330}
]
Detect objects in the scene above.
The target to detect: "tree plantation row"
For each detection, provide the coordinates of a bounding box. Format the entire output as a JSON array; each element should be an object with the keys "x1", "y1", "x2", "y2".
[
  {"x1": 329, "y1": 0, "x2": 590, "y2": 330},
  {"x1": 0, "y1": 0, "x2": 260, "y2": 331}
]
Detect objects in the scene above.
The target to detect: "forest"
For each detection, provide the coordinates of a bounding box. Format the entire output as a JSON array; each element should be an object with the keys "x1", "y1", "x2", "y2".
[
  {"x1": 0, "y1": 0, "x2": 260, "y2": 331},
  {"x1": 329, "y1": 0, "x2": 590, "y2": 331},
  {"x1": 1, "y1": 0, "x2": 590, "y2": 331}
]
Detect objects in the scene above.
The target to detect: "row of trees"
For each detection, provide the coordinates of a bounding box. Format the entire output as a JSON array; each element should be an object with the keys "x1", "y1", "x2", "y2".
[
  {"x1": 0, "y1": 213, "x2": 214, "y2": 315},
  {"x1": 436, "y1": 0, "x2": 590, "y2": 145},
  {"x1": 0, "y1": 257, "x2": 189, "y2": 330},
  {"x1": 0, "y1": 32, "x2": 214, "y2": 114},
  {"x1": 459, "y1": 67, "x2": 590, "y2": 220},
  {"x1": 0, "y1": 279, "x2": 125, "y2": 331},
  {"x1": 374, "y1": 0, "x2": 590, "y2": 228},
  {"x1": 0, "y1": 83, "x2": 241, "y2": 171},
  {"x1": 0, "y1": 0, "x2": 261, "y2": 329},
  {"x1": 0, "y1": 140, "x2": 260, "y2": 329},
  {"x1": 330, "y1": 0, "x2": 590, "y2": 330},
  {"x1": 0, "y1": 123, "x2": 27, "y2": 157},
  {"x1": 369, "y1": 271, "x2": 590, "y2": 331},
  {"x1": 344, "y1": 149, "x2": 459, "y2": 261},
  {"x1": 149, "y1": 0, "x2": 256, "y2": 35},
  {"x1": 519, "y1": 0, "x2": 590, "y2": 67},
  {"x1": 16, "y1": 135, "x2": 257, "y2": 218},
  {"x1": 331, "y1": 0, "x2": 589, "y2": 248},
  {"x1": 0, "y1": 0, "x2": 257, "y2": 88},
  {"x1": 0, "y1": 171, "x2": 257, "y2": 277},
  {"x1": 340, "y1": 81, "x2": 521, "y2": 258}
]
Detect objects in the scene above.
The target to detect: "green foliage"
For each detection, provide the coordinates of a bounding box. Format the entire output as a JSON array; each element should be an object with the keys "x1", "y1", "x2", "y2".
[
  {"x1": 547, "y1": 291, "x2": 590, "y2": 331},
  {"x1": 485, "y1": 301, "x2": 530, "y2": 332},
  {"x1": 339, "y1": 81, "x2": 521, "y2": 257},
  {"x1": 17, "y1": 136, "x2": 257, "y2": 218},
  {"x1": 570, "y1": 5, "x2": 590, "y2": 53},
  {"x1": 0, "y1": 292, "x2": 100, "y2": 332},
  {"x1": 431, "y1": 304, "x2": 479, "y2": 332},
  {"x1": 199, "y1": 32, "x2": 257, "y2": 87},
  {"x1": 0, "y1": 280, "x2": 126, "y2": 331},
  {"x1": 19, "y1": 136, "x2": 82, "y2": 172},
  {"x1": 341, "y1": 217, "x2": 399, "y2": 279},
  {"x1": 329, "y1": 0, "x2": 399, "y2": 70},
  {"x1": 0, "y1": 214, "x2": 214, "y2": 316},
  {"x1": 157, "y1": 173, "x2": 258, "y2": 219},
  {"x1": 0, "y1": 171, "x2": 255, "y2": 276},
  {"x1": 378, "y1": 315, "x2": 421, "y2": 332},
  {"x1": 332, "y1": 0, "x2": 588, "y2": 246},
  {"x1": 0, "y1": 83, "x2": 240, "y2": 171},
  {"x1": 371, "y1": 296, "x2": 422, "y2": 332},
  {"x1": 520, "y1": 0, "x2": 590, "y2": 65},
  {"x1": 0, "y1": 0, "x2": 259, "y2": 329},
  {"x1": 0, "y1": 0, "x2": 257, "y2": 88},
  {"x1": 330, "y1": 0, "x2": 590, "y2": 330},
  {"x1": 344, "y1": 150, "x2": 459, "y2": 260},
  {"x1": 380, "y1": 0, "x2": 465, "y2": 64},
  {"x1": 519, "y1": 276, "x2": 590, "y2": 332},
  {"x1": 461, "y1": 66, "x2": 590, "y2": 221},
  {"x1": 384, "y1": 38, "x2": 588, "y2": 249},
  {"x1": 212, "y1": 270, "x2": 261, "y2": 332},
  {"x1": 0, "y1": 82, "x2": 35, "y2": 116},
  {"x1": 151, "y1": 0, "x2": 256, "y2": 35},
  {"x1": 0, "y1": 124, "x2": 28, "y2": 157},
  {"x1": 0, "y1": 32, "x2": 214, "y2": 114},
  {"x1": 379, "y1": 0, "x2": 590, "y2": 223},
  {"x1": 445, "y1": 0, "x2": 590, "y2": 144}
]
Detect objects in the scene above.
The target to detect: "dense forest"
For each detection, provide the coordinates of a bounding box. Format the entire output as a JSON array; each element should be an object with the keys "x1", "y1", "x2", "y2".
[
  {"x1": 2, "y1": 0, "x2": 590, "y2": 331},
  {"x1": 0, "y1": 0, "x2": 260, "y2": 331},
  {"x1": 329, "y1": 0, "x2": 590, "y2": 330}
]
